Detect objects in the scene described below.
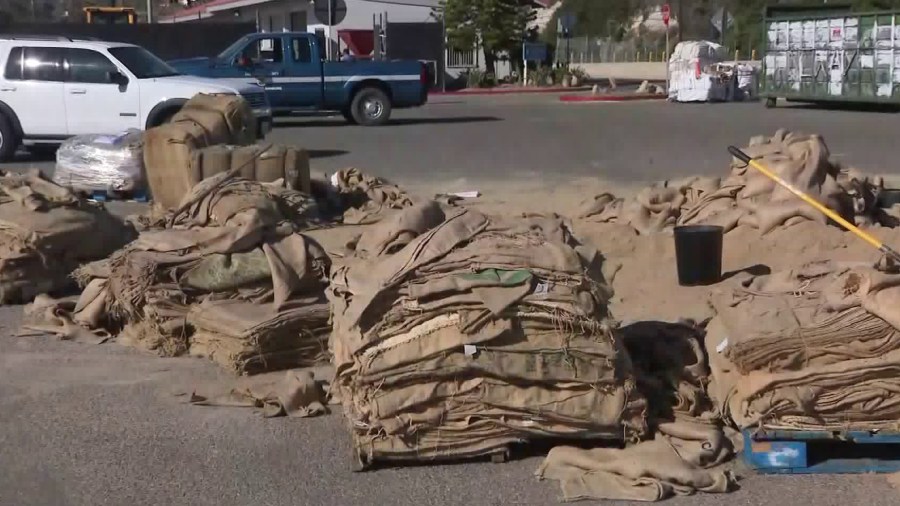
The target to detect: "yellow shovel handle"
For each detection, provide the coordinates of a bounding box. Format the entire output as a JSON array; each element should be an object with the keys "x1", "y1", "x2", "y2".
[{"x1": 728, "y1": 146, "x2": 900, "y2": 263}]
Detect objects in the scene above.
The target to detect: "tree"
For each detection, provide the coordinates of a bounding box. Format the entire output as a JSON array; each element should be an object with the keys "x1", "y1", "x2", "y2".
[{"x1": 438, "y1": 0, "x2": 536, "y2": 77}]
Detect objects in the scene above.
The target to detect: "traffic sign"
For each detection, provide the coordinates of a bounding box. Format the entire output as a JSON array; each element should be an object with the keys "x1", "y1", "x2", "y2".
[
  {"x1": 523, "y1": 42, "x2": 548, "y2": 62},
  {"x1": 559, "y1": 12, "x2": 576, "y2": 38},
  {"x1": 662, "y1": 4, "x2": 670, "y2": 27},
  {"x1": 314, "y1": 0, "x2": 347, "y2": 26}
]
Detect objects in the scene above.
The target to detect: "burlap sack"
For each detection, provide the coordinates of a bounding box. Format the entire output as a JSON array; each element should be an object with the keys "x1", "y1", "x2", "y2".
[
  {"x1": 171, "y1": 109, "x2": 231, "y2": 146},
  {"x1": 285, "y1": 147, "x2": 310, "y2": 193},
  {"x1": 142, "y1": 121, "x2": 209, "y2": 209},
  {"x1": 191, "y1": 144, "x2": 235, "y2": 180},
  {"x1": 230, "y1": 144, "x2": 260, "y2": 180},
  {"x1": 183, "y1": 93, "x2": 256, "y2": 145},
  {"x1": 256, "y1": 145, "x2": 287, "y2": 183}
]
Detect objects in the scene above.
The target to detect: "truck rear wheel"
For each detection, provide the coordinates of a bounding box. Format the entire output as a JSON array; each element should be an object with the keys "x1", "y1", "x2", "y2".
[
  {"x1": 0, "y1": 114, "x2": 18, "y2": 163},
  {"x1": 350, "y1": 87, "x2": 391, "y2": 126}
]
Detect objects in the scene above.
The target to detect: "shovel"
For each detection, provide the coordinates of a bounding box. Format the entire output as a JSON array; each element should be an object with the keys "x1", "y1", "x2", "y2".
[{"x1": 728, "y1": 145, "x2": 900, "y2": 264}]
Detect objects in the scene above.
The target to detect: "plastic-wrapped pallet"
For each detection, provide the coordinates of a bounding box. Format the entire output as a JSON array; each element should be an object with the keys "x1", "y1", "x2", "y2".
[
  {"x1": 667, "y1": 40, "x2": 730, "y2": 102},
  {"x1": 54, "y1": 130, "x2": 144, "y2": 194},
  {"x1": 329, "y1": 202, "x2": 647, "y2": 468}
]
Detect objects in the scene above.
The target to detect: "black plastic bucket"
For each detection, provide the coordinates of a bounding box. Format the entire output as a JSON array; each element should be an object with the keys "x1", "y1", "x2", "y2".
[
  {"x1": 674, "y1": 225, "x2": 724, "y2": 286},
  {"x1": 878, "y1": 189, "x2": 900, "y2": 208}
]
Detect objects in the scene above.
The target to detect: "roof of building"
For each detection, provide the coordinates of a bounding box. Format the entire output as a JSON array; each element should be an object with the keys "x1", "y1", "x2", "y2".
[{"x1": 164, "y1": 0, "x2": 555, "y2": 23}]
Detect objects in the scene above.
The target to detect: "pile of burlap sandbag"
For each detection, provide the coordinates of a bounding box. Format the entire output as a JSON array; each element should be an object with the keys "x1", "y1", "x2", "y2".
[
  {"x1": 0, "y1": 170, "x2": 132, "y2": 304},
  {"x1": 143, "y1": 93, "x2": 258, "y2": 209},
  {"x1": 536, "y1": 322, "x2": 736, "y2": 502},
  {"x1": 706, "y1": 260, "x2": 900, "y2": 431},
  {"x1": 578, "y1": 129, "x2": 890, "y2": 235},
  {"x1": 24, "y1": 173, "x2": 331, "y2": 375},
  {"x1": 192, "y1": 144, "x2": 311, "y2": 194},
  {"x1": 143, "y1": 93, "x2": 312, "y2": 211},
  {"x1": 329, "y1": 201, "x2": 648, "y2": 466}
]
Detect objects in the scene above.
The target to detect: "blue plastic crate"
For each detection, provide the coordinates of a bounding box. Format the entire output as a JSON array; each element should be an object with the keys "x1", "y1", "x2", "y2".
[
  {"x1": 744, "y1": 428, "x2": 900, "y2": 474},
  {"x1": 89, "y1": 189, "x2": 148, "y2": 203}
]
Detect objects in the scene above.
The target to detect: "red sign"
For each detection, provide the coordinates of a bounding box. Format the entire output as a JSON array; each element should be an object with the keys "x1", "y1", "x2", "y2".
[{"x1": 662, "y1": 4, "x2": 670, "y2": 26}]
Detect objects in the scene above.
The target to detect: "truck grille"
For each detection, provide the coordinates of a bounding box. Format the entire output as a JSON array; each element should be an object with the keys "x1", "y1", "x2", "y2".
[{"x1": 241, "y1": 92, "x2": 267, "y2": 108}]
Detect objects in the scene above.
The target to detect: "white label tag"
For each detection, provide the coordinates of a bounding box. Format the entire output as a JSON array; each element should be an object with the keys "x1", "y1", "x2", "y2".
[
  {"x1": 463, "y1": 344, "x2": 477, "y2": 357},
  {"x1": 716, "y1": 338, "x2": 729, "y2": 354}
]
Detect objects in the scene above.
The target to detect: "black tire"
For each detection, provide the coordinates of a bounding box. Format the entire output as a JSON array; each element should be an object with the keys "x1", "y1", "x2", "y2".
[
  {"x1": 0, "y1": 113, "x2": 18, "y2": 163},
  {"x1": 149, "y1": 107, "x2": 180, "y2": 128},
  {"x1": 341, "y1": 108, "x2": 358, "y2": 125},
  {"x1": 350, "y1": 87, "x2": 392, "y2": 126}
]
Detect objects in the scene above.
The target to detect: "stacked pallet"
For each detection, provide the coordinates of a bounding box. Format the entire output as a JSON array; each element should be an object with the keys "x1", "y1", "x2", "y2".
[
  {"x1": 706, "y1": 260, "x2": 900, "y2": 431},
  {"x1": 329, "y1": 201, "x2": 647, "y2": 467}
]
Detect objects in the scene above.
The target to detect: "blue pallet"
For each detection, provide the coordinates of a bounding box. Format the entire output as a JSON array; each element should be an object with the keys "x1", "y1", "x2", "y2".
[
  {"x1": 743, "y1": 428, "x2": 900, "y2": 474},
  {"x1": 88, "y1": 189, "x2": 148, "y2": 203}
]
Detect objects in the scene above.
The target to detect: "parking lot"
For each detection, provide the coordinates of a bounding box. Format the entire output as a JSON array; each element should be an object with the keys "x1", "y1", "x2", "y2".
[
  {"x1": 4, "y1": 94, "x2": 900, "y2": 506},
  {"x1": 5, "y1": 94, "x2": 900, "y2": 186}
]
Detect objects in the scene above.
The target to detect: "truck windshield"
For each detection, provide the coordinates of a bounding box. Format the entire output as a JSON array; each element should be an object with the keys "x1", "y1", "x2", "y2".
[
  {"x1": 218, "y1": 35, "x2": 252, "y2": 60},
  {"x1": 109, "y1": 46, "x2": 179, "y2": 78}
]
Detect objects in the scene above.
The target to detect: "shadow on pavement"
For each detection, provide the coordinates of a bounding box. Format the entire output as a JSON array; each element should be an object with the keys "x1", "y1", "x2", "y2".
[
  {"x1": 276, "y1": 116, "x2": 502, "y2": 128},
  {"x1": 308, "y1": 149, "x2": 349, "y2": 159},
  {"x1": 782, "y1": 101, "x2": 900, "y2": 113}
]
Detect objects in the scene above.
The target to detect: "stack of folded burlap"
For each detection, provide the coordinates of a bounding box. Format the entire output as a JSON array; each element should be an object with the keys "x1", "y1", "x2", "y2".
[
  {"x1": 706, "y1": 260, "x2": 900, "y2": 431},
  {"x1": 329, "y1": 201, "x2": 647, "y2": 466},
  {"x1": 578, "y1": 129, "x2": 888, "y2": 235},
  {"x1": 536, "y1": 322, "x2": 735, "y2": 502},
  {"x1": 26, "y1": 173, "x2": 330, "y2": 374},
  {"x1": 188, "y1": 298, "x2": 330, "y2": 375},
  {"x1": 0, "y1": 170, "x2": 132, "y2": 304}
]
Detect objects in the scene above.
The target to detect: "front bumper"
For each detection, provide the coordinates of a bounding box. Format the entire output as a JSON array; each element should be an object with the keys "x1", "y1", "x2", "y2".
[{"x1": 253, "y1": 107, "x2": 273, "y2": 139}]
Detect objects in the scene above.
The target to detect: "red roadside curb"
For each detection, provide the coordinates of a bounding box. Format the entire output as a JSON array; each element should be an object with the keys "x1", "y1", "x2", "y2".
[
  {"x1": 430, "y1": 86, "x2": 592, "y2": 96},
  {"x1": 559, "y1": 93, "x2": 668, "y2": 102}
]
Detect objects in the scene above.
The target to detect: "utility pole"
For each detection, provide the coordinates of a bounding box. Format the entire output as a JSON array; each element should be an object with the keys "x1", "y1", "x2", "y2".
[
  {"x1": 676, "y1": 0, "x2": 684, "y2": 43},
  {"x1": 147, "y1": 0, "x2": 153, "y2": 23}
]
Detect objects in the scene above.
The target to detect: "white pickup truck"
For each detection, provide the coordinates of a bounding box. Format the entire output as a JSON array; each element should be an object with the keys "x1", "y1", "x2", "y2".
[{"x1": 0, "y1": 36, "x2": 273, "y2": 162}]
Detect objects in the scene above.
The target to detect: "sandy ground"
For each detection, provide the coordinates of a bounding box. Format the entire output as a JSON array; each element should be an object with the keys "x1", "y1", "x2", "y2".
[{"x1": 5, "y1": 172, "x2": 900, "y2": 505}]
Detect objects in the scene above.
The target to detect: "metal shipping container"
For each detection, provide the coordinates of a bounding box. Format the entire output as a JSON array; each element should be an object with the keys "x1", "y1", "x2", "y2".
[{"x1": 761, "y1": 9, "x2": 900, "y2": 107}]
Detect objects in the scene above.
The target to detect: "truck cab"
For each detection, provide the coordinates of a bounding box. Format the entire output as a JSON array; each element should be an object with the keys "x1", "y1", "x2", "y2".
[{"x1": 169, "y1": 32, "x2": 428, "y2": 126}]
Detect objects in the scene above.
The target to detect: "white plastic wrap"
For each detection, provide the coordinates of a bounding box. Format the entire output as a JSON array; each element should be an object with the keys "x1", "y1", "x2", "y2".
[
  {"x1": 668, "y1": 41, "x2": 730, "y2": 103},
  {"x1": 54, "y1": 130, "x2": 144, "y2": 193}
]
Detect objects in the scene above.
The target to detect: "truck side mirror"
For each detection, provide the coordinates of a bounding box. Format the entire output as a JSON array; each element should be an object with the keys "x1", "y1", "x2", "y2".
[{"x1": 107, "y1": 71, "x2": 128, "y2": 86}]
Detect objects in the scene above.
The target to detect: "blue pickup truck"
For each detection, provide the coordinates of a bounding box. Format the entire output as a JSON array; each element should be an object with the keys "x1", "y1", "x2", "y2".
[{"x1": 168, "y1": 32, "x2": 428, "y2": 126}]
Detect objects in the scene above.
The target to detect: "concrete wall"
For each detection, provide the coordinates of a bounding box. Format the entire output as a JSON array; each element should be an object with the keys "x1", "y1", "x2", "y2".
[{"x1": 579, "y1": 62, "x2": 667, "y2": 82}]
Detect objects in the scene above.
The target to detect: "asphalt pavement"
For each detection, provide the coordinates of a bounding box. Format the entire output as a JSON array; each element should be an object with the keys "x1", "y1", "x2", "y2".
[
  {"x1": 5, "y1": 94, "x2": 900, "y2": 184},
  {"x1": 4, "y1": 95, "x2": 900, "y2": 506}
]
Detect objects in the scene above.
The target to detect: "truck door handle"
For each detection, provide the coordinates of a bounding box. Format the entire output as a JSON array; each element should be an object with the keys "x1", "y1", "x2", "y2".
[
  {"x1": 0, "y1": 86, "x2": 15, "y2": 92},
  {"x1": 69, "y1": 88, "x2": 87, "y2": 95}
]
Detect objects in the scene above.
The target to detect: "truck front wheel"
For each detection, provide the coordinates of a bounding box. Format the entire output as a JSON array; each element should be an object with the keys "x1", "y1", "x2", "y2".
[
  {"x1": 341, "y1": 108, "x2": 358, "y2": 125},
  {"x1": 350, "y1": 87, "x2": 392, "y2": 126}
]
